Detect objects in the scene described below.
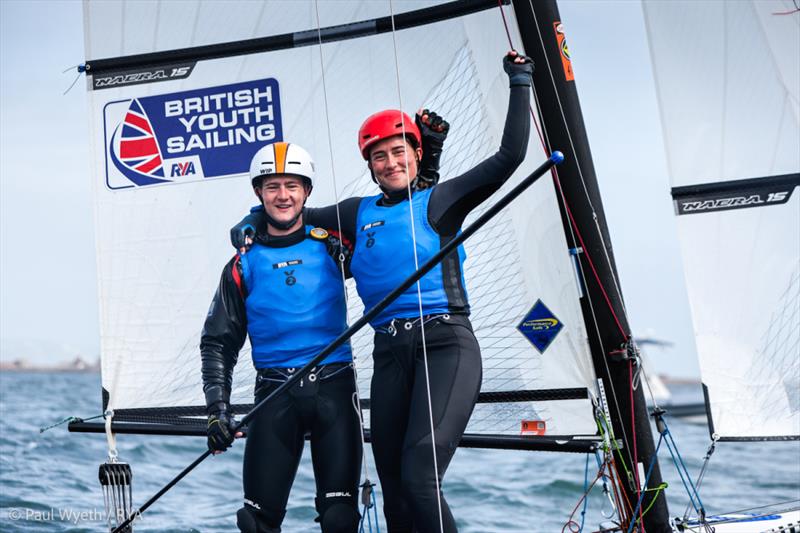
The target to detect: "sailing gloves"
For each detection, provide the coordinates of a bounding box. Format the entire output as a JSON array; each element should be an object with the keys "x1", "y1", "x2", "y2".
[
  {"x1": 504, "y1": 50, "x2": 534, "y2": 87},
  {"x1": 416, "y1": 109, "x2": 449, "y2": 190},
  {"x1": 230, "y1": 212, "x2": 260, "y2": 252},
  {"x1": 207, "y1": 404, "x2": 238, "y2": 453}
]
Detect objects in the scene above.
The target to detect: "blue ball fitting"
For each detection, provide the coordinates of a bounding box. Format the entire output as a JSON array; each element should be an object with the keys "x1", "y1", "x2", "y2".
[{"x1": 550, "y1": 151, "x2": 564, "y2": 164}]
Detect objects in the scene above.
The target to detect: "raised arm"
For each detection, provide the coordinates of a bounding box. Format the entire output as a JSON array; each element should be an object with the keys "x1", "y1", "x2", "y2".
[{"x1": 429, "y1": 52, "x2": 533, "y2": 235}]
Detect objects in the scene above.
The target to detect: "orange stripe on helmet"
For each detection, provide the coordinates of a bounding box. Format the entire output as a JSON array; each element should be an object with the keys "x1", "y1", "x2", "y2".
[{"x1": 273, "y1": 142, "x2": 289, "y2": 174}]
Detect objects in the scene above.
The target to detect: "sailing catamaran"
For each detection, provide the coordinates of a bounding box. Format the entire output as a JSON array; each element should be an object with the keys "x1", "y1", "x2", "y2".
[{"x1": 68, "y1": 1, "x2": 798, "y2": 531}]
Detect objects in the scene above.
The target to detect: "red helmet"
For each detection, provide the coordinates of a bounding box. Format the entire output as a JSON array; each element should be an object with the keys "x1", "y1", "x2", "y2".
[{"x1": 358, "y1": 109, "x2": 421, "y2": 160}]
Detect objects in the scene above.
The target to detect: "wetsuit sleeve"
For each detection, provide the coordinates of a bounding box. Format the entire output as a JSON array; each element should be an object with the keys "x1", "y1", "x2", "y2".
[
  {"x1": 428, "y1": 84, "x2": 530, "y2": 235},
  {"x1": 304, "y1": 197, "x2": 361, "y2": 243},
  {"x1": 201, "y1": 255, "x2": 248, "y2": 412}
]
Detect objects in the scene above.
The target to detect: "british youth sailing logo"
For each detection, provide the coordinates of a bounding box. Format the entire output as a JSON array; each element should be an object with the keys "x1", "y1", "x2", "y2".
[{"x1": 103, "y1": 79, "x2": 282, "y2": 190}]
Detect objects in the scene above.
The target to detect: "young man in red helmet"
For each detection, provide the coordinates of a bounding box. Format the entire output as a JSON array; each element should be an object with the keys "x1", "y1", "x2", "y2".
[
  {"x1": 201, "y1": 142, "x2": 362, "y2": 533},
  {"x1": 229, "y1": 51, "x2": 534, "y2": 532}
]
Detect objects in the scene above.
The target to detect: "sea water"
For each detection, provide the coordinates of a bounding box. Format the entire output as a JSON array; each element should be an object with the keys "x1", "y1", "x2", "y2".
[{"x1": 1, "y1": 372, "x2": 798, "y2": 532}]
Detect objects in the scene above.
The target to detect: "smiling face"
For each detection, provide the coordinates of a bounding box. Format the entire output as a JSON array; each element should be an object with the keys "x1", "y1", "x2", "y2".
[
  {"x1": 367, "y1": 136, "x2": 422, "y2": 193},
  {"x1": 254, "y1": 175, "x2": 310, "y2": 235}
]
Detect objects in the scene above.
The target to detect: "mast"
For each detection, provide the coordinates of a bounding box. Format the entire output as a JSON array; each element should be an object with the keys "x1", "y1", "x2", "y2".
[{"x1": 512, "y1": 1, "x2": 671, "y2": 530}]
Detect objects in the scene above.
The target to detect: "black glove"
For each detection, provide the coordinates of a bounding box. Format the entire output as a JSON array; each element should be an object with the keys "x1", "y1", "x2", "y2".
[
  {"x1": 416, "y1": 109, "x2": 449, "y2": 190},
  {"x1": 207, "y1": 405, "x2": 238, "y2": 453},
  {"x1": 503, "y1": 51, "x2": 534, "y2": 87},
  {"x1": 230, "y1": 210, "x2": 266, "y2": 251}
]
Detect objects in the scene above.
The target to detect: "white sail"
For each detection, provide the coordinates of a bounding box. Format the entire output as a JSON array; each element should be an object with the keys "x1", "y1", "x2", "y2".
[
  {"x1": 643, "y1": 0, "x2": 800, "y2": 439},
  {"x1": 84, "y1": 0, "x2": 599, "y2": 439}
]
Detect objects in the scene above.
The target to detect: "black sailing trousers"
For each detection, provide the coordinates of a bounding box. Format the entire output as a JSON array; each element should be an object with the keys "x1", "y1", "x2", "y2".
[
  {"x1": 369, "y1": 314, "x2": 482, "y2": 533},
  {"x1": 243, "y1": 364, "x2": 363, "y2": 531}
]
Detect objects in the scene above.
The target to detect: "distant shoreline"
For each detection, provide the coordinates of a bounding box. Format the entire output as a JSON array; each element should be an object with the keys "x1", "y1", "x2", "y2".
[{"x1": 0, "y1": 357, "x2": 100, "y2": 373}]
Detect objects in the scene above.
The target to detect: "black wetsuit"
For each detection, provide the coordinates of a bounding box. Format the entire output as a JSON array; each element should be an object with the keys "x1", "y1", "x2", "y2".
[
  {"x1": 232, "y1": 80, "x2": 530, "y2": 532},
  {"x1": 201, "y1": 227, "x2": 362, "y2": 533}
]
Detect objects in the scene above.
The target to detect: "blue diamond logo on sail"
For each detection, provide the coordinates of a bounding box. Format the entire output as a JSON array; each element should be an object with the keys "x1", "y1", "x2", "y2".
[{"x1": 517, "y1": 300, "x2": 563, "y2": 354}]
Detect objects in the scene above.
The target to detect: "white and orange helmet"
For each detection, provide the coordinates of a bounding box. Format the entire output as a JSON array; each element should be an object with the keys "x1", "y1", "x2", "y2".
[{"x1": 249, "y1": 142, "x2": 315, "y2": 188}]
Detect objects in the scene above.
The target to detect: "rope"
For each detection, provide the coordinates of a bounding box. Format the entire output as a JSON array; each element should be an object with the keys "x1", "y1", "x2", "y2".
[
  {"x1": 628, "y1": 361, "x2": 644, "y2": 532},
  {"x1": 497, "y1": 1, "x2": 641, "y2": 484},
  {"x1": 625, "y1": 431, "x2": 665, "y2": 533},
  {"x1": 562, "y1": 467, "x2": 604, "y2": 533},
  {"x1": 641, "y1": 484, "x2": 668, "y2": 517},
  {"x1": 358, "y1": 480, "x2": 381, "y2": 533},
  {"x1": 647, "y1": 412, "x2": 707, "y2": 529},
  {"x1": 312, "y1": 0, "x2": 377, "y2": 518},
  {"x1": 386, "y1": 1, "x2": 445, "y2": 531},
  {"x1": 595, "y1": 408, "x2": 634, "y2": 526},
  {"x1": 682, "y1": 435, "x2": 717, "y2": 520},
  {"x1": 579, "y1": 452, "x2": 591, "y2": 531},
  {"x1": 40, "y1": 413, "x2": 103, "y2": 433}
]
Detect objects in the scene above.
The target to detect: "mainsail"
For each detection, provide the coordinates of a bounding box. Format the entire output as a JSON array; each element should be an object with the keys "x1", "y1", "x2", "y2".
[
  {"x1": 643, "y1": 0, "x2": 800, "y2": 440},
  {"x1": 73, "y1": 1, "x2": 679, "y2": 530},
  {"x1": 79, "y1": 0, "x2": 600, "y2": 447}
]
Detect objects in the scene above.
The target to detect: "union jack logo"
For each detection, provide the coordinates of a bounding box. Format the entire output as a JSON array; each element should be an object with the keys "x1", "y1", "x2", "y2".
[{"x1": 109, "y1": 99, "x2": 168, "y2": 186}]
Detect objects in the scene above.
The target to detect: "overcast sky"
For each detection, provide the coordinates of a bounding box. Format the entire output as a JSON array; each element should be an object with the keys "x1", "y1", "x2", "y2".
[{"x1": 0, "y1": 0, "x2": 700, "y2": 377}]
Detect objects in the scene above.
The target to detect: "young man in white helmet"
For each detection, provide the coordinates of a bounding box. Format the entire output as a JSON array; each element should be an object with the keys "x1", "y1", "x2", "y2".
[{"x1": 201, "y1": 141, "x2": 362, "y2": 533}]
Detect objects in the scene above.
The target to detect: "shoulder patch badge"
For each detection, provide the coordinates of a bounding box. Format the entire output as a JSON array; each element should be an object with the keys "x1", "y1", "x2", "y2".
[{"x1": 309, "y1": 227, "x2": 329, "y2": 240}]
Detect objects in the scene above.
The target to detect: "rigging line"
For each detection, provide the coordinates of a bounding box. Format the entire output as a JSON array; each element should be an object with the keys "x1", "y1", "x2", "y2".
[
  {"x1": 521, "y1": 1, "x2": 629, "y2": 339},
  {"x1": 498, "y1": 3, "x2": 640, "y2": 523},
  {"x1": 561, "y1": 465, "x2": 606, "y2": 533},
  {"x1": 628, "y1": 361, "x2": 644, "y2": 533},
  {"x1": 682, "y1": 435, "x2": 717, "y2": 521},
  {"x1": 520, "y1": 3, "x2": 633, "y2": 490},
  {"x1": 387, "y1": 1, "x2": 445, "y2": 532},
  {"x1": 522, "y1": 0, "x2": 631, "y2": 325},
  {"x1": 541, "y1": 115, "x2": 638, "y2": 474},
  {"x1": 499, "y1": 0, "x2": 631, "y2": 341},
  {"x1": 596, "y1": 409, "x2": 635, "y2": 523},
  {"x1": 637, "y1": 360, "x2": 661, "y2": 410},
  {"x1": 496, "y1": 0, "x2": 515, "y2": 49},
  {"x1": 496, "y1": 2, "x2": 548, "y2": 149},
  {"x1": 713, "y1": 499, "x2": 800, "y2": 516},
  {"x1": 313, "y1": 0, "x2": 374, "y2": 487}
]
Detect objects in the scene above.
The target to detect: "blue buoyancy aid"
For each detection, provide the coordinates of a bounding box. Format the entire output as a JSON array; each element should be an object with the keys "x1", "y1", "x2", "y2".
[
  {"x1": 239, "y1": 226, "x2": 352, "y2": 369},
  {"x1": 350, "y1": 188, "x2": 468, "y2": 327}
]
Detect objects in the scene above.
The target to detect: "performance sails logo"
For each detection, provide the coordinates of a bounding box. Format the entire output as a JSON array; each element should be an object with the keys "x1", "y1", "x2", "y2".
[
  {"x1": 517, "y1": 300, "x2": 563, "y2": 354},
  {"x1": 103, "y1": 79, "x2": 282, "y2": 190}
]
